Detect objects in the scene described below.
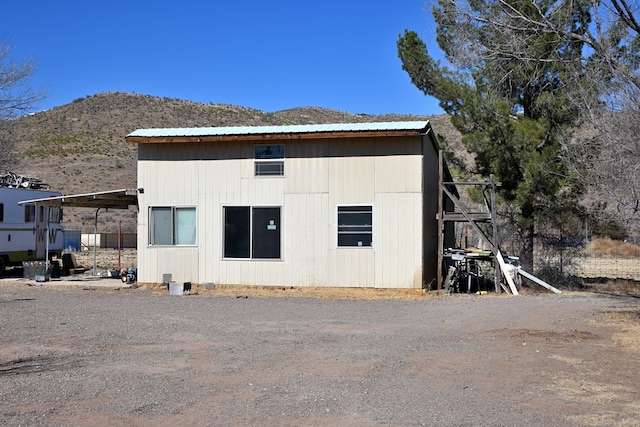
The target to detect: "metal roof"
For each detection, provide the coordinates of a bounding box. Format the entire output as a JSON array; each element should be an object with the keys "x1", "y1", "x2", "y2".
[
  {"x1": 126, "y1": 121, "x2": 430, "y2": 138},
  {"x1": 19, "y1": 189, "x2": 139, "y2": 210}
]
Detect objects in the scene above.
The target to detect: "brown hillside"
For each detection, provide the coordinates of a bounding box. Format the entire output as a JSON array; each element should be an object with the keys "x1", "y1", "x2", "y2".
[{"x1": 7, "y1": 92, "x2": 460, "y2": 233}]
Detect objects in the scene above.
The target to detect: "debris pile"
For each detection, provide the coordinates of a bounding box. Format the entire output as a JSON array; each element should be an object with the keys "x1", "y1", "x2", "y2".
[{"x1": 0, "y1": 172, "x2": 50, "y2": 189}]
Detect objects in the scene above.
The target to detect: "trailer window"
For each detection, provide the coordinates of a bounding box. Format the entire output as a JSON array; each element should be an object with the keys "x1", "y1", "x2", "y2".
[
  {"x1": 49, "y1": 207, "x2": 63, "y2": 223},
  {"x1": 0, "y1": 203, "x2": 3, "y2": 222},
  {"x1": 24, "y1": 205, "x2": 36, "y2": 223}
]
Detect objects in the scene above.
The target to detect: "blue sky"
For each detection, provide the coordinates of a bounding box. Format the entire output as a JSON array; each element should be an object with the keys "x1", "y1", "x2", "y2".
[{"x1": 3, "y1": 1, "x2": 443, "y2": 116}]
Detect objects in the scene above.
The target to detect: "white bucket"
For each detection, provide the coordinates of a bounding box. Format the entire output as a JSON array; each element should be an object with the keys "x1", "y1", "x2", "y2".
[{"x1": 169, "y1": 281, "x2": 184, "y2": 296}]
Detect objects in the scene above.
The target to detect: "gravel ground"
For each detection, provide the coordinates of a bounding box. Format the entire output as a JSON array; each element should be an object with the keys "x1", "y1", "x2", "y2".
[{"x1": 1, "y1": 282, "x2": 639, "y2": 426}]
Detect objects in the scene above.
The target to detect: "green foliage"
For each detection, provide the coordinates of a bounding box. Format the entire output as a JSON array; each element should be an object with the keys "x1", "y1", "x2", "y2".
[
  {"x1": 397, "y1": 0, "x2": 602, "y2": 267},
  {"x1": 26, "y1": 132, "x2": 118, "y2": 157}
]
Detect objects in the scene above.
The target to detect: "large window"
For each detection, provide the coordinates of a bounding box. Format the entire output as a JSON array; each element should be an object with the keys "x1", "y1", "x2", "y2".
[
  {"x1": 224, "y1": 206, "x2": 281, "y2": 259},
  {"x1": 337, "y1": 205, "x2": 373, "y2": 247},
  {"x1": 255, "y1": 144, "x2": 285, "y2": 176},
  {"x1": 149, "y1": 206, "x2": 196, "y2": 246}
]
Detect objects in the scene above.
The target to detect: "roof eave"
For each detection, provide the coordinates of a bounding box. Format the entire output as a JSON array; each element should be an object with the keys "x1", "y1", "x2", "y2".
[{"x1": 126, "y1": 129, "x2": 428, "y2": 144}]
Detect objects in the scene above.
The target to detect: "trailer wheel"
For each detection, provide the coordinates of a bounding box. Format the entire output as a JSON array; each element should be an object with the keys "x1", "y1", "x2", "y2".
[{"x1": 0, "y1": 256, "x2": 6, "y2": 275}]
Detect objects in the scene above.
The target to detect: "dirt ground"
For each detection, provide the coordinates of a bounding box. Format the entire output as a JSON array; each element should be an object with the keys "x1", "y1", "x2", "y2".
[{"x1": 0, "y1": 278, "x2": 639, "y2": 426}]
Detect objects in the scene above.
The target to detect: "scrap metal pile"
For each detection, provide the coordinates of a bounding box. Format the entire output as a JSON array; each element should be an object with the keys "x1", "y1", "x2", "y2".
[{"x1": 0, "y1": 172, "x2": 50, "y2": 189}]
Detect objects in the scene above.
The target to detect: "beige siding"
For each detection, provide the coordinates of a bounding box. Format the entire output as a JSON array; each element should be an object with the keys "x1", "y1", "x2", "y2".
[{"x1": 137, "y1": 135, "x2": 428, "y2": 288}]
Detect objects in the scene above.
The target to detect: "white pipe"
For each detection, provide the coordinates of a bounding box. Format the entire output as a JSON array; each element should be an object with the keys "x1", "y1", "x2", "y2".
[{"x1": 517, "y1": 268, "x2": 562, "y2": 294}]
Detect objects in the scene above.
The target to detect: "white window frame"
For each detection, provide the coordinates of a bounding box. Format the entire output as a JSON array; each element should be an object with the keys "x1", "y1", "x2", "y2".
[
  {"x1": 336, "y1": 204, "x2": 374, "y2": 248},
  {"x1": 149, "y1": 206, "x2": 197, "y2": 246},
  {"x1": 254, "y1": 144, "x2": 285, "y2": 176},
  {"x1": 222, "y1": 205, "x2": 282, "y2": 260}
]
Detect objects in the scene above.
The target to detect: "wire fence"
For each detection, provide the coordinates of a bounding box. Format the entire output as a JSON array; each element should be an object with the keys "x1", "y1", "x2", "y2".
[{"x1": 568, "y1": 257, "x2": 640, "y2": 281}]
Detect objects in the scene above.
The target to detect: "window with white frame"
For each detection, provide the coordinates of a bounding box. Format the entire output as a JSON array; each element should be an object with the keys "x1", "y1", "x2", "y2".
[
  {"x1": 254, "y1": 144, "x2": 285, "y2": 176},
  {"x1": 149, "y1": 206, "x2": 196, "y2": 246},
  {"x1": 224, "y1": 206, "x2": 281, "y2": 259},
  {"x1": 337, "y1": 205, "x2": 373, "y2": 247}
]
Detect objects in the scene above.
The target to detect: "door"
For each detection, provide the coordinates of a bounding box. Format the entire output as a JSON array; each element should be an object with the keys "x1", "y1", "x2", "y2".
[{"x1": 35, "y1": 205, "x2": 47, "y2": 259}]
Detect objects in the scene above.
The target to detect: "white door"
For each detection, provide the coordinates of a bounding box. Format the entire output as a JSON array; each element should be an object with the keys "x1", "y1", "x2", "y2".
[{"x1": 35, "y1": 205, "x2": 47, "y2": 260}]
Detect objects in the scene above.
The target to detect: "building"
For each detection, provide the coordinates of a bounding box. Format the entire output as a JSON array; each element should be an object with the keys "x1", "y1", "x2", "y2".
[{"x1": 125, "y1": 121, "x2": 455, "y2": 289}]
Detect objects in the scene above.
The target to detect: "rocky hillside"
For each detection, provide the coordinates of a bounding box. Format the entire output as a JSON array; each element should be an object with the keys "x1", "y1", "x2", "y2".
[{"x1": 5, "y1": 92, "x2": 460, "y2": 233}]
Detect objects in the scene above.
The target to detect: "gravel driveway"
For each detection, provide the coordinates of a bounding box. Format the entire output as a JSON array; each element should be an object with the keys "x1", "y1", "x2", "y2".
[{"x1": 1, "y1": 282, "x2": 639, "y2": 426}]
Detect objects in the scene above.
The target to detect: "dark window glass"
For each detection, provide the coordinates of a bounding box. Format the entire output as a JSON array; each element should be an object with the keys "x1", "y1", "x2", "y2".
[
  {"x1": 255, "y1": 144, "x2": 285, "y2": 176},
  {"x1": 224, "y1": 207, "x2": 250, "y2": 258},
  {"x1": 24, "y1": 205, "x2": 36, "y2": 223},
  {"x1": 337, "y1": 205, "x2": 373, "y2": 247},
  {"x1": 252, "y1": 207, "x2": 281, "y2": 259},
  {"x1": 254, "y1": 144, "x2": 284, "y2": 159}
]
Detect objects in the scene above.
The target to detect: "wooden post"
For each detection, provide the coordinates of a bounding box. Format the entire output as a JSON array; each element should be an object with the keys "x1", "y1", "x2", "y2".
[
  {"x1": 490, "y1": 174, "x2": 501, "y2": 293},
  {"x1": 437, "y1": 150, "x2": 444, "y2": 292},
  {"x1": 118, "y1": 220, "x2": 121, "y2": 270}
]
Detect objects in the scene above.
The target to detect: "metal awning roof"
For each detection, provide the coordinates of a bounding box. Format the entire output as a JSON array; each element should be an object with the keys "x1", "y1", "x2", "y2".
[
  {"x1": 126, "y1": 121, "x2": 430, "y2": 138},
  {"x1": 19, "y1": 189, "x2": 139, "y2": 209}
]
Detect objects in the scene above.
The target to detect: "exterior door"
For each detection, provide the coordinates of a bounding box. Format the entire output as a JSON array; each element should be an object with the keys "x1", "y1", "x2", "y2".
[{"x1": 35, "y1": 205, "x2": 46, "y2": 259}]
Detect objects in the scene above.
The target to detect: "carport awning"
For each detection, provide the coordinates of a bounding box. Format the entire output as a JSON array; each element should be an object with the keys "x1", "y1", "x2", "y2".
[{"x1": 19, "y1": 189, "x2": 139, "y2": 209}]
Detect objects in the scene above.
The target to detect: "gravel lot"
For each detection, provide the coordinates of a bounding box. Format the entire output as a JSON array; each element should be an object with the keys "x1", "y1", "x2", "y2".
[{"x1": 1, "y1": 282, "x2": 639, "y2": 426}]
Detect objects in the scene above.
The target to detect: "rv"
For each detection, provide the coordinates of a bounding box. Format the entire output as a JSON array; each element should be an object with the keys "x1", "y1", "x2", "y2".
[{"x1": 0, "y1": 182, "x2": 64, "y2": 274}]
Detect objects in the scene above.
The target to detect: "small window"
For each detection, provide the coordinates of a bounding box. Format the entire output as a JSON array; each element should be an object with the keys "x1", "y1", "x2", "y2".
[
  {"x1": 255, "y1": 144, "x2": 284, "y2": 176},
  {"x1": 149, "y1": 206, "x2": 196, "y2": 246},
  {"x1": 0, "y1": 204, "x2": 3, "y2": 222},
  {"x1": 337, "y1": 205, "x2": 373, "y2": 247},
  {"x1": 24, "y1": 205, "x2": 36, "y2": 223},
  {"x1": 48, "y1": 207, "x2": 63, "y2": 223}
]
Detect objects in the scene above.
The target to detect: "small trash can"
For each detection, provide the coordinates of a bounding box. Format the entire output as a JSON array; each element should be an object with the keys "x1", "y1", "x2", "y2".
[{"x1": 169, "y1": 281, "x2": 184, "y2": 296}]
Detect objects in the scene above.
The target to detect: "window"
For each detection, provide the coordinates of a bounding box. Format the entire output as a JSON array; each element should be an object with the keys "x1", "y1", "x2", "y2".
[
  {"x1": 48, "y1": 207, "x2": 63, "y2": 223},
  {"x1": 0, "y1": 204, "x2": 3, "y2": 222},
  {"x1": 149, "y1": 206, "x2": 196, "y2": 246},
  {"x1": 224, "y1": 206, "x2": 281, "y2": 259},
  {"x1": 255, "y1": 144, "x2": 284, "y2": 176},
  {"x1": 24, "y1": 205, "x2": 36, "y2": 223},
  {"x1": 337, "y1": 205, "x2": 373, "y2": 247}
]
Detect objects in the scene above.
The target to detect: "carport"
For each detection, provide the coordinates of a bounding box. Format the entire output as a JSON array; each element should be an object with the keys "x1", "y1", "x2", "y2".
[{"x1": 19, "y1": 189, "x2": 139, "y2": 275}]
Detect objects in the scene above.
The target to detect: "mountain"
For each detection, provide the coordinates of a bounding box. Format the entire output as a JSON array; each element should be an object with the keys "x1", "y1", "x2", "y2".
[{"x1": 5, "y1": 92, "x2": 459, "y2": 233}]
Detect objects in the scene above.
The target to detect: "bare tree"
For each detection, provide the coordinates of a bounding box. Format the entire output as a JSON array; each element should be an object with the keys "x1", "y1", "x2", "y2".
[
  {"x1": 561, "y1": 81, "x2": 640, "y2": 239},
  {"x1": 0, "y1": 41, "x2": 46, "y2": 169},
  {"x1": 0, "y1": 42, "x2": 46, "y2": 120}
]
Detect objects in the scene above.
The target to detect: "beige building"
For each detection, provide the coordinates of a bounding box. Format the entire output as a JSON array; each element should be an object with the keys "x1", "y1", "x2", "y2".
[{"x1": 126, "y1": 121, "x2": 454, "y2": 289}]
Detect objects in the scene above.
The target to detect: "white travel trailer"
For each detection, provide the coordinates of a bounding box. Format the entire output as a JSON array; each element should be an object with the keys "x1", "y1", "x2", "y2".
[{"x1": 0, "y1": 186, "x2": 64, "y2": 273}]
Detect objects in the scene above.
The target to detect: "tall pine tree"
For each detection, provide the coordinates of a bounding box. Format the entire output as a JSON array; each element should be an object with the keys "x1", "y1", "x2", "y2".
[{"x1": 397, "y1": 0, "x2": 624, "y2": 270}]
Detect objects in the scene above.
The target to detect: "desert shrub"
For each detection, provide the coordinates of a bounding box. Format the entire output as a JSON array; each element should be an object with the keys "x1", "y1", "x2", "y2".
[{"x1": 587, "y1": 237, "x2": 640, "y2": 257}]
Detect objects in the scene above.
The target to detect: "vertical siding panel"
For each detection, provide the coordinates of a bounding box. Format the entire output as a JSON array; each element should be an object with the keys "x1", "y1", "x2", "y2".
[{"x1": 318, "y1": 193, "x2": 330, "y2": 285}]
